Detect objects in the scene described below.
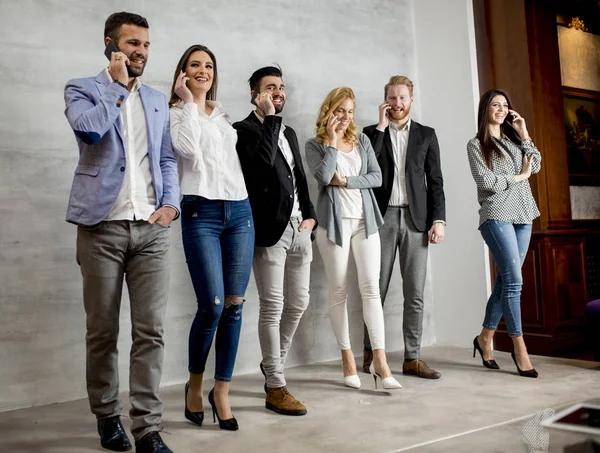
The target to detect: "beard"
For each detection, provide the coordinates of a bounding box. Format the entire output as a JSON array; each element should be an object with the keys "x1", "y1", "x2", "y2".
[
  {"x1": 390, "y1": 104, "x2": 411, "y2": 121},
  {"x1": 125, "y1": 53, "x2": 147, "y2": 78},
  {"x1": 273, "y1": 97, "x2": 285, "y2": 114}
]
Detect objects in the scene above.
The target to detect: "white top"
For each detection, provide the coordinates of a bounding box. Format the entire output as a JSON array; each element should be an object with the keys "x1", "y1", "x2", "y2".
[
  {"x1": 388, "y1": 119, "x2": 410, "y2": 207},
  {"x1": 170, "y1": 101, "x2": 248, "y2": 200},
  {"x1": 336, "y1": 146, "x2": 364, "y2": 219},
  {"x1": 253, "y1": 112, "x2": 301, "y2": 218},
  {"x1": 105, "y1": 70, "x2": 156, "y2": 221}
]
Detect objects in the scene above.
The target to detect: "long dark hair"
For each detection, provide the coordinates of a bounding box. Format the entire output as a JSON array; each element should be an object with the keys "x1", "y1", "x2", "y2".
[
  {"x1": 169, "y1": 45, "x2": 218, "y2": 107},
  {"x1": 476, "y1": 89, "x2": 523, "y2": 168}
]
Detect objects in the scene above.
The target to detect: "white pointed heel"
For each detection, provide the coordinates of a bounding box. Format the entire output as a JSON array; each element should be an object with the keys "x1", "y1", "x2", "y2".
[
  {"x1": 343, "y1": 374, "x2": 361, "y2": 389},
  {"x1": 369, "y1": 363, "x2": 402, "y2": 389}
]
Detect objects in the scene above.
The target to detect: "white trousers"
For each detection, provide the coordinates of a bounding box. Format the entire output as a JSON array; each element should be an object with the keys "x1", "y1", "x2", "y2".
[{"x1": 316, "y1": 219, "x2": 385, "y2": 350}]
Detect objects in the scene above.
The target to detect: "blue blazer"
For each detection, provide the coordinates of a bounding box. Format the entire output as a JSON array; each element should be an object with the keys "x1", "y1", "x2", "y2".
[{"x1": 64, "y1": 70, "x2": 180, "y2": 225}]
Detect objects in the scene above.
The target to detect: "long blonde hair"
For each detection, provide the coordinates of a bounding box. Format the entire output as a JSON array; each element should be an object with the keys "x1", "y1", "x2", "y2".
[{"x1": 315, "y1": 87, "x2": 358, "y2": 147}]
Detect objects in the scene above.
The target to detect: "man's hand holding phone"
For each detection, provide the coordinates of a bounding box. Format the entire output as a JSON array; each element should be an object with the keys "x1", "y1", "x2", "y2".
[
  {"x1": 105, "y1": 40, "x2": 129, "y2": 87},
  {"x1": 253, "y1": 91, "x2": 276, "y2": 116},
  {"x1": 377, "y1": 102, "x2": 390, "y2": 131}
]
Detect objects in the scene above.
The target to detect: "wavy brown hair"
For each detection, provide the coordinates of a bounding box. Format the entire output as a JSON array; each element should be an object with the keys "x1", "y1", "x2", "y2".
[
  {"x1": 476, "y1": 88, "x2": 523, "y2": 168},
  {"x1": 169, "y1": 44, "x2": 218, "y2": 107},
  {"x1": 315, "y1": 87, "x2": 358, "y2": 147}
]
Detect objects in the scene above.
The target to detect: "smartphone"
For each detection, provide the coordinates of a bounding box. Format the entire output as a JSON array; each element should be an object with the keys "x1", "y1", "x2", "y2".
[
  {"x1": 251, "y1": 90, "x2": 260, "y2": 106},
  {"x1": 104, "y1": 40, "x2": 120, "y2": 61},
  {"x1": 505, "y1": 113, "x2": 515, "y2": 124}
]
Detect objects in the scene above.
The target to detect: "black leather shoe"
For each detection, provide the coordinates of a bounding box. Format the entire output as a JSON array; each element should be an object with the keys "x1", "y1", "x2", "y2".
[
  {"x1": 511, "y1": 352, "x2": 538, "y2": 378},
  {"x1": 473, "y1": 336, "x2": 500, "y2": 369},
  {"x1": 135, "y1": 432, "x2": 173, "y2": 453},
  {"x1": 184, "y1": 382, "x2": 204, "y2": 426},
  {"x1": 97, "y1": 416, "x2": 131, "y2": 452},
  {"x1": 208, "y1": 388, "x2": 239, "y2": 431}
]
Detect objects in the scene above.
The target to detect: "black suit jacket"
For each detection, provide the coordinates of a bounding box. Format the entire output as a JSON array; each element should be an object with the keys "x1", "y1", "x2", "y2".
[
  {"x1": 363, "y1": 121, "x2": 445, "y2": 232},
  {"x1": 233, "y1": 113, "x2": 317, "y2": 247}
]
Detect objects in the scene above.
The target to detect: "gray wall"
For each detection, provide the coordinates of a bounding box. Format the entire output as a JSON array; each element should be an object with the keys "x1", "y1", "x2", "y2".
[
  {"x1": 412, "y1": 0, "x2": 490, "y2": 346},
  {"x1": 0, "y1": 0, "x2": 483, "y2": 411}
]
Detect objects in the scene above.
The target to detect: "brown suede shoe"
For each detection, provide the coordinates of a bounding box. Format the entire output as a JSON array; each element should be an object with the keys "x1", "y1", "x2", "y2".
[
  {"x1": 362, "y1": 350, "x2": 373, "y2": 374},
  {"x1": 266, "y1": 387, "x2": 307, "y2": 416},
  {"x1": 402, "y1": 359, "x2": 441, "y2": 379}
]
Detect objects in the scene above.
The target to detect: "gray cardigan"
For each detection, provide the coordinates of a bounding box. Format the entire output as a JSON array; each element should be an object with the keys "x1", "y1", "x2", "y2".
[{"x1": 305, "y1": 133, "x2": 383, "y2": 247}]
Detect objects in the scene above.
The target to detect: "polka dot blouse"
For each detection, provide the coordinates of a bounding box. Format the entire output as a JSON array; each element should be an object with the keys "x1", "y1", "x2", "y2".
[{"x1": 467, "y1": 137, "x2": 542, "y2": 226}]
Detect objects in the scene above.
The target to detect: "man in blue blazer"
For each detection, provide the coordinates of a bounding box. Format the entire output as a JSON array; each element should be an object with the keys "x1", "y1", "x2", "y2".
[{"x1": 64, "y1": 12, "x2": 179, "y2": 453}]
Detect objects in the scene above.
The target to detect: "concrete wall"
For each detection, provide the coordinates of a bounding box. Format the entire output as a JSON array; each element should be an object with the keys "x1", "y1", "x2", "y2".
[
  {"x1": 0, "y1": 0, "x2": 483, "y2": 411},
  {"x1": 413, "y1": 0, "x2": 490, "y2": 346}
]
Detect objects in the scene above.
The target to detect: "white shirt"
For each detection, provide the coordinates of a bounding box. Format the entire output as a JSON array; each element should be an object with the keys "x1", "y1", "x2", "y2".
[
  {"x1": 170, "y1": 101, "x2": 247, "y2": 200},
  {"x1": 336, "y1": 146, "x2": 364, "y2": 219},
  {"x1": 105, "y1": 70, "x2": 157, "y2": 221},
  {"x1": 253, "y1": 112, "x2": 301, "y2": 219},
  {"x1": 388, "y1": 119, "x2": 411, "y2": 207}
]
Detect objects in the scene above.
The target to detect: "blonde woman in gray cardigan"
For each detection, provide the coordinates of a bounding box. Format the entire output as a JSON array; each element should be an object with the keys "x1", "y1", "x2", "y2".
[{"x1": 306, "y1": 87, "x2": 401, "y2": 390}]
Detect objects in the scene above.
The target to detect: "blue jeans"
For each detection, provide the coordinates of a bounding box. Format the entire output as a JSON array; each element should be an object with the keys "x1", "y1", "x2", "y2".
[
  {"x1": 479, "y1": 220, "x2": 532, "y2": 337},
  {"x1": 181, "y1": 196, "x2": 254, "y2": 381}
]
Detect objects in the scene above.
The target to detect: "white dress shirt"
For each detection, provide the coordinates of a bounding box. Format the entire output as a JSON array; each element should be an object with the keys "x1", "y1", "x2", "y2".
[
  {"x1": 170, "y1": 101, "x2": 247, "y2": 200},
  {"x1": 253, "y1": 112, "x2": 301, "y2": 218},
  {"x1": 388, "y1": 118, "x2": 411, "y2": 207},
  {"x1": 105, "y1": 70, "x2": 157, "y2": 221}
]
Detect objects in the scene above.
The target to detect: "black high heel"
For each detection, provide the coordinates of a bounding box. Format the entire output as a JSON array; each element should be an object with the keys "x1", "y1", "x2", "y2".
[
  {"x1": 208, "y1": 388, "x2": 239, "y2": 431},
  {"x1": 511, "y1": 352, "x2": 538, "y2": 378},
  {"x1": 184, "y1": 382, "x2": 204, "y2": 426},
  {"x1": 473, "y1": 336, "x2": 500, "y2": 369}
]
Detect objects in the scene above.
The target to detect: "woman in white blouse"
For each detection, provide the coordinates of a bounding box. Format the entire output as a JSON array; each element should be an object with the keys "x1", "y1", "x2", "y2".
[
  {"x1": 467, "y1": 88, "x2": 541, "y2": 378},
  {"x1": 169, "y1": 45, "x2": 254, "y2": 430},
  {"x1": 305, "y1": 87, "x2": 401, "y2": 390}
]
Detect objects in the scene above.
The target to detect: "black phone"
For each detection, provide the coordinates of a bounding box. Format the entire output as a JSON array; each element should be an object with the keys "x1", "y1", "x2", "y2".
[
  {"x1": 104, "y1": 40, "x2": 120, "y2": 61},
  {"x1": 251, "y1": 90, "x2": 260, "y2": 106},
  {"x1": 505, "y1": 113, "x2": 515, "y2": 124}
]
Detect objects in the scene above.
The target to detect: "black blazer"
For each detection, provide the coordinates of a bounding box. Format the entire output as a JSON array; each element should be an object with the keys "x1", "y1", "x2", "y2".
[
  {"x1": 233, "y1": 113, "x2": 317, "y2": 247},
  {"x1": 363, "y1": 121, "x2": 445, "y2": 232}
]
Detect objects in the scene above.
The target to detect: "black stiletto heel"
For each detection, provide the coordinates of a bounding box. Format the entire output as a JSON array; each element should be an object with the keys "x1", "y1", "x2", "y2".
[
  {"x1": 473, "y1": 336, "x2": 500, "y2": 369},
  {"x1": 208, "y1": 388, "x2": 239, "y2": 431},
  {"x1": 511, "y1": 352, "x2": 538, "y2": 378},
  {"x1": 184, "y1": 382, "x2": 204, "y2": 426}
]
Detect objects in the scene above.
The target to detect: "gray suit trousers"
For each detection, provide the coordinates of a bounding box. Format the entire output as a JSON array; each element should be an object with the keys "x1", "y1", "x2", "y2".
[
  {"x1": 77, "y1": 220, "x2": 170, "y2": 440},
  {"x1": 364, "y1": 207, "x2": 428, "y2": 359}
]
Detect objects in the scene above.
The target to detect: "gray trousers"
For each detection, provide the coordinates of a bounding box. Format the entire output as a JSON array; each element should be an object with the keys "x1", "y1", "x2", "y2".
[
  {"x1": 253, "y1": 218, "x2": 312, "y2": 388},
  {"x1": 76, "y1": 220, "x2": 170, "y2": 440},
  {"x1": 364, "y1": 207, "x2": 428, "y2": 359}
]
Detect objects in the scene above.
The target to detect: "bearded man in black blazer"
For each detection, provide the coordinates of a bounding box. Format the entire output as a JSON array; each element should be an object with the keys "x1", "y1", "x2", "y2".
[
  {"x1": 233, "y1": 66, "x2": 316, "y2": 416},
  {"x1": 362, "y1": 75, "x2": 446, "y2": 379}
]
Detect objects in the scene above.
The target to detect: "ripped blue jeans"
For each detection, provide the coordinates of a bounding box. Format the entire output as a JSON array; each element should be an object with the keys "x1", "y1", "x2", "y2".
[
  {"x1": 181, "y1": 196, "x2": 254, "y2": 381},
  {"x1": 479, "y1": 220, "x2": 532, "y2": 337}
]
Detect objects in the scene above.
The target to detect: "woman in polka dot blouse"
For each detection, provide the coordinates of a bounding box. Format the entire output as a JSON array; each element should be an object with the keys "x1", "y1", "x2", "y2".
[{"x1": 467, "y1": 88, "x2": 542, "y2": 379}]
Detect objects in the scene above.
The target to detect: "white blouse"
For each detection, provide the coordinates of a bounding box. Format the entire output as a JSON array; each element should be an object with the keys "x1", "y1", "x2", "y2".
[
  {"x1": 336, "y1": 146, "x2": 364, "y2": 219},
  {"x1": 169, "y1": 101, "x2": 248, "y2": 201}
]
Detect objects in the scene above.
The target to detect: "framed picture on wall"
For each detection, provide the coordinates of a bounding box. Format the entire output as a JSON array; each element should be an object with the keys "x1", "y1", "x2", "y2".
[{"x1": 563, "y1": 86, "x2": 600, "y2": 186}]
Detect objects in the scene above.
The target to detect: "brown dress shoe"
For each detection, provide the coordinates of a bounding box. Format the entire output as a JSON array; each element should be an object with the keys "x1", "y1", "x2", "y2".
[
  {"x1": 402, "y1": 359, "x2": 441, "y2": 379},
  {"x1": 362, "y1": 350, "x2": 373, "y2": 374},
  {"x1": 265, "y1": 387, "x2": 307, "y2": 416}
]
